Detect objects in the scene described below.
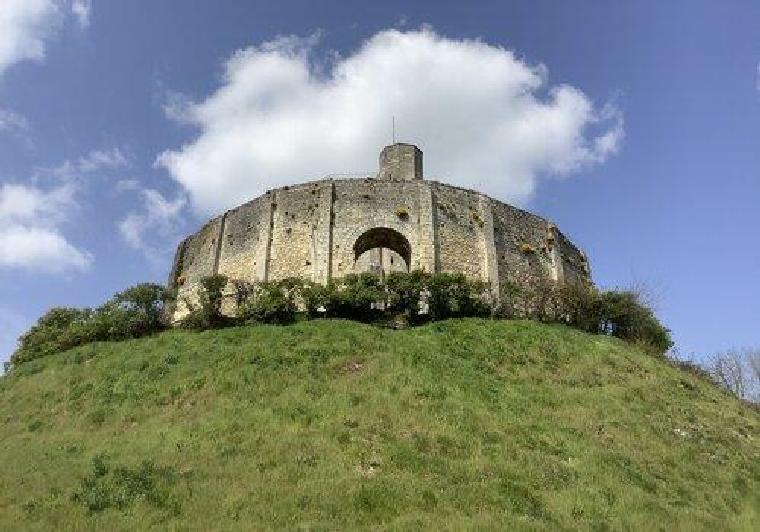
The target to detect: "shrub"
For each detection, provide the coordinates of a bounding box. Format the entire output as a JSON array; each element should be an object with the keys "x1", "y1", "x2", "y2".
[
  {"x1": 238, "y1": 281, "x2": 297, "y2": 324},
  {"x1": 11, "y1": 308, "x2": 94, "y2": 366},
  {"x1": 10, "y1": 284, "x2": 171, "y2": 367},
  {"x1": 300, "y1": 281, "x2": 333, "y2": 317},
  {"x1": 426, "y1": 272, "x2": 490, "y2": 320},
  {"x1": 91, "y1": 283, "x2": 170, "y2": 340},
  {"x1": 497, "y1": 278, "x2": 672, "y2": 354},
  {"x1": 385, "y1": 270, "x2": 428, "y2": 322},
  {"x1": 180, "y1": 274, "x2": 230, "y2": 330},
  {"x1": 595, "y1": 290, "x2": 672, "y2": 353},
  {"x1": 326, "y1": 274, "x2": 387, "y2": 321},
  {"x1": 73, "y1": 455, "x2": 179, "y2": 514},
  {"x1": 9, "y1": 270, "x2": 673, "y2": 368}
]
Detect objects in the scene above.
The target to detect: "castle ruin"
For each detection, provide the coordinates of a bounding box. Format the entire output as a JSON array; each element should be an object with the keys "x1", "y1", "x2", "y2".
[{"x1": 168, "y1": 143, "x2": 591, "y2": 320}]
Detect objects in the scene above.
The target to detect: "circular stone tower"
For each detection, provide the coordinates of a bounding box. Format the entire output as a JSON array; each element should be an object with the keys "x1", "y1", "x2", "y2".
[{"x1": 168, "y1": 143, "x2": 591, "y2": 321}]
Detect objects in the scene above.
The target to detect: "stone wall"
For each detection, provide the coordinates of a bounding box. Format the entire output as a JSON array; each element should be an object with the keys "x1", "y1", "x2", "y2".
[
  {"x1": 491, "y1": 200, "x2": 558, "y2": 287},
  {"x1": 167, "y1": 170, "x2": 591, "y2": 322},
  {"x1": 329, "y1": 178, "x2": 426, "y2": 278},
  {"x1": 430, "y1": 182, "x2": 487, "y2": 280},
  {"x1": 216, "y1": 195, "x2": 270, "y2": 283}
]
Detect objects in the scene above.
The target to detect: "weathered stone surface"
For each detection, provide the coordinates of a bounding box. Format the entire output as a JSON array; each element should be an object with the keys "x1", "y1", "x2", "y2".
[{"x1": 168, "y1": 143, "x2": 591, "y2": 321}]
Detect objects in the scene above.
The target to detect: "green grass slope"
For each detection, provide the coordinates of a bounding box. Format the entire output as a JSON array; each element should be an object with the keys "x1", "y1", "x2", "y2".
[{"x1": 0, "y1": 319, "x2": 758, "y2": 530}]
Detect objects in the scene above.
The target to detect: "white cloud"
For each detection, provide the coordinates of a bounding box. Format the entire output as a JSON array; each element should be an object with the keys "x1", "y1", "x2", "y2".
[
  {"x1": 158, "y1": 27, "x2": 623, "y2": 215},
  {"x1": 0, "y1": 224, "x2": 92, "y2": 272},
  {"x1": 0, "y1": 181, "x2": 75, "y2": 225},
  {"x1": 0, "y1": 148, "x2": 127, "y2": 274},
  {"x1": 71, "y1": 0, "x2": 91, "y2": 29},
  {"x1": 0, "y1": 181, "x2": 91, "y2": 272},
  {"x1": 115, "y1": 179, "x2": 140, "y2": 192},
  {"x1": 0, "y1": 147, "x2": 122, "y2": 274},
  {"x1": 118, "y1": 188, "x2": 186, "y2": 262},
  {"x1": 47, "y1": 147, "x2": 128, "y2": 182},
  {"x1": 0, "y1": 0, "x2": 60, "y2": 75},
  {"x1": 0, "y1": 1, "x2": 93, "y2": 76}
]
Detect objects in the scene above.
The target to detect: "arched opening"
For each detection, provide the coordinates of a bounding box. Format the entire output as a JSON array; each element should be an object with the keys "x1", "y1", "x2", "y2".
[{"x1": 353, "y1": 227, "x2": 411, "y2": 275}]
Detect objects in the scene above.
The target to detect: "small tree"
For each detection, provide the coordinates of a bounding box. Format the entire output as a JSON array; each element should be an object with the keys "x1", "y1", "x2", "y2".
[{"x1": 705, "y1": 348, "x2": 760, "y2": 403}]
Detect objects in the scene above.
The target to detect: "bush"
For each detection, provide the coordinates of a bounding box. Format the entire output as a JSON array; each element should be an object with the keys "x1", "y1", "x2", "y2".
[
  {"x1": 9, "y1": 271, "x2": 672, "y2": 368},
  {"x1": 426, "y1": 272, "x2": 490, "y2": 320},
  {"x1": 326, "y1": 274, "x2": 387, "y2": 321},
  {"x1": 73, "y1": 455, "x2": 179, "y2": 514},
  {"x1": 10, "y1": 284, "x2": 170, "y2": 367},
  {"x1": 497, "y1": 278, "x2": 673, "y2": 354},
  {"x1": 11, "y1": 307, "x2": 94, "y2": 366},
  {"x1": 385, "y1": 270, "x2": 428, "y2": 322},
  {"x1": 91, "y1": 283, "x2": 170, "y2": 340},
  {"x1": 180, "y1": 275, "x2": 231, "y2": 330},
  {"x1": 238, "y1": 281, "x2": 297, "y2": 325}
]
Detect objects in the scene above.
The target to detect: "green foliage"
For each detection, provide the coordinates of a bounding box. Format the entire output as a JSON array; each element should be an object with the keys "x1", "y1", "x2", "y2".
[
  {"x1": 73, "y1": 455, "x2": 179, "y2": 514},
  {"x1": 326, "y1": 273, "x2": 387, "y2": 321},
  {"x1": 11, "y1": 307, "x2": 94, "y2": 366},
  {"x1": 180, "y1": 274, "x2": 231, "y2": 330},
  {"x1": 496, "y1": 278, "x2": 673, "y2": 354},
  {"x1": 9, "y1": 273, "x2": 671, "y2": 367},
  {"x1": 1, "y1": 320, "x2": 758, "y2": 529},
  {"x1": 91, "y1": 283, "x2": 170, "y2": 340},
  {"x1": 238, "y1": 280, "x2": 297, "y2": 325},
  {"x1": 426, "y1": 272, "x2": 490, "y2": 320},
  {"x1": 9, "y1": 284, "x2": 170, "y2": 368}
]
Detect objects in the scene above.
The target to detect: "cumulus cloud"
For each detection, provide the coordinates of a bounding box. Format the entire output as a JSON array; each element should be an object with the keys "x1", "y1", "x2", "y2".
[
  {"x1": 0, "y1": 0, "x2": 60, "y2": 75},
  {"x1": 0, "y1": 182, "x2": 91, "y2": 272},
  {"x1": 158, "y1": 27, "x2": 623, "y2": 215},
  {"x1": 0, "y1": 148, "x2": 126, "y2": 274},
  {"x1": 0, "y1": 0, "x2": 93, "y2": 76},
  {"x1": 118, "y1": 188, "x2": 186, "y2": 263},
  {"x1": 0, "y1": 181, "x2": 75, "y2": 225},
  {"x1": 0, "y1": 224, "x2": 92, "y2": 272}
]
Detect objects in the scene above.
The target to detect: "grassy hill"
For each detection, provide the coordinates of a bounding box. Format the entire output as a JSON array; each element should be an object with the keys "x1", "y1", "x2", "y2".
[{"x1": 0, "y1": 319, "x2": 758, "y2": 530}]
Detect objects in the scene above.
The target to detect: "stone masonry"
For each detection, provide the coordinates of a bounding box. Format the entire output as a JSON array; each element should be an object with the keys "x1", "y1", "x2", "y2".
[{"x1": 168, "y1": 143, "x2": 591, "y2": 320}]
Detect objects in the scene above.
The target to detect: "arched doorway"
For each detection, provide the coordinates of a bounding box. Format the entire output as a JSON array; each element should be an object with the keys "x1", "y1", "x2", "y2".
[{"x1": 353, "y1": 227, "x2": 411, "y2": 275}]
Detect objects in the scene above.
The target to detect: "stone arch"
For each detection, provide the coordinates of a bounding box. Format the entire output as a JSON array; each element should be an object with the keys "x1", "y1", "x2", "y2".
[{"x1": 353, "y1": 227, "x2": 411, "y2": 273}]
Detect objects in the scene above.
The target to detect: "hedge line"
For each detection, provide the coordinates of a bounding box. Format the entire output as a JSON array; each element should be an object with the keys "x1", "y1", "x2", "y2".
[{"x1": 7, "y1": 272, "x2": 672, "y2": 369}]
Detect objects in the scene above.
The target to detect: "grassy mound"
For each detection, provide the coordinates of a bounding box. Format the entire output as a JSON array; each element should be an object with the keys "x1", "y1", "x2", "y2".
[{"x1": 0, "y1": 319, "x2": 758, "y2": 530}]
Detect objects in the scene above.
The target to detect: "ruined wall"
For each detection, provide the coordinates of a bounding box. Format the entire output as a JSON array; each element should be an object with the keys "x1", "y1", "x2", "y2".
[
  {"x1": 169, "y1": 216, "x2": 224, "y2": 319},
  {"x1": 491, "y1": 200, "x2": 558, "y2": 287},
  {"x1": 554, "y1": 229, "x2": 591, "y2": 283},
  {"x1": 268, "y1": 183, "x2": 324, "y2": 280},
  {"x1": 216, "y1": 195, "x2": 271, "y2": 283},
  {"x1": 167, "y1": 176, "x2": 591, "y2": 321},
  {"x1": 329, "y1": 178, "x2": 426, "y2": 278},
  {"x1": 487, "y1": 199, "x2": 591, "y2": 289},
  {"x1": 430, "y1": 182, "x2": 488, "y2": 280}
]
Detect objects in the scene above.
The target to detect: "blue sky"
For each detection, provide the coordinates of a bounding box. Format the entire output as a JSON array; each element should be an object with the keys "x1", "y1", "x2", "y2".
[{"x1": 1, "y1": 0, "x2": 759, "y2": 364}]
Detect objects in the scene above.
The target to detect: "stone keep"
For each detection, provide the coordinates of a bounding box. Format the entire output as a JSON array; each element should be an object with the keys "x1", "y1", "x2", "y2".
[{"x1": 168, "y1": 143, "x2": 591, "y2": 320}]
